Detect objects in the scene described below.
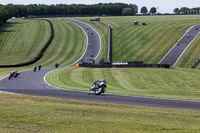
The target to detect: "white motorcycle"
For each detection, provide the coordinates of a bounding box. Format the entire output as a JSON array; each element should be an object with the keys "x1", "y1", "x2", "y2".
[{"x1": 87, "y1": 79, "x2": 107, "y2": 95}]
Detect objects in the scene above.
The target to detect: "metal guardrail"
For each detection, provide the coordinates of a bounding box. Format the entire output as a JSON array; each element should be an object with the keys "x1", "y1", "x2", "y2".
[
  {"x1": 108, "y1": 26, "x2": 112, "y2": 62},
  {"x1": 190, "y1": 57, "x2": 200, "y2": 69}
]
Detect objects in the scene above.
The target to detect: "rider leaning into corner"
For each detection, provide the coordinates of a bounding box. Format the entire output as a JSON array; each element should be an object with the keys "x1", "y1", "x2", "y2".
[{"x1": 92, "y1": 79, "x2": 106, "y2": 91}]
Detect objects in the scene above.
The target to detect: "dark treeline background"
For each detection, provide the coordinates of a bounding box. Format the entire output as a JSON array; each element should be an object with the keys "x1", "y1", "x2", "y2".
[
  {"x1": 174, "y1": 7, "x2": 200, "y2": 14},
  {"x1": 1, "y1": 3, "x2": 200, "y2": 27},
  {"x1": 0, "y1": 5, "x2": 14, "y2": 26},
  {"x1": 0, "y1": 3, "x2": 138, "y2": 26},
  {"x1": 13, "y1": 3, "x2": 138, "y2": 16}
]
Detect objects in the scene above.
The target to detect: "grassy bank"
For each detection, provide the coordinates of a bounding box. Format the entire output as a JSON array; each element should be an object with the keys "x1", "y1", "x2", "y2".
[
  {"x1": 32, "y1": 19, "x2": 86, "y2": 67},
  {"x1": 73, "y1": 15, "x2": 200, "y2": 66},
  {"x1": 46, "y1": 67, "x2": 200, "y2": 101},
  {"x1": 175, "y1": 33, "x2": 200, "y2": 68},
  {"x1": 0, "y1": 94, "x2": 200, "y2": 132},
  {"x1": 0, "y1": 19, "x2": 51, "y2": 65},
  {"x1": 0, "y1": 19, "x2": 86, "y2": 78}
]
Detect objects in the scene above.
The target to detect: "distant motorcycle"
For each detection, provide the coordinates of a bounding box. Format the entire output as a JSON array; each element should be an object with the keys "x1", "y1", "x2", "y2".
[
  {"x1": 33, "y1": 66, "x2": 37, "y2": 72},
  {"x1": 88, "y1": 79, "x2": 107, "y2": 95},
  {"x1": 8, "y1": 74, "x2": 14, "y2": 80},
  {"x1": 8, "y1": 71, "x2": 15, "y2": 80},
  {"x1": 14, "y1": 72, "x2": 20, "y2": 78}
]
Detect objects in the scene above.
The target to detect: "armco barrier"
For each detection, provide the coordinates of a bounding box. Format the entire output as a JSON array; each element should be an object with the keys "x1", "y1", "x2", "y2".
[
  {"x1": 190, "y1": 57, "x2": 200, "y2": 69},
  {"x1": 108, "y1": 26, "x2": 112, "y2": 62},
  {"x1": 79, "y1": 62, "x2": 170, "y2": 69},
  {"x1": 0, "y1": 19, "x2": 54, "y2": 68}
]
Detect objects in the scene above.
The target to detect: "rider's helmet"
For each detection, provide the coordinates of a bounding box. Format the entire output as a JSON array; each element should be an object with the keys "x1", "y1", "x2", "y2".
[{"x1": 101, "y1": 79, "x2": 106, "y2": 84}]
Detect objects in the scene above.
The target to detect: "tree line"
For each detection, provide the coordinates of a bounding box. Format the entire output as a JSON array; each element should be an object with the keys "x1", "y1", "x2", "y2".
[
  {"x1": 8, "y1": 3, "x2": 138, "y2": 17},
  {"x1": 0, "y1": 5, "x2": 14, "y2": 26},
  {"x1": 0, "y1": 3, "x2": 139, "y2": 26},
  {"x1": 174, "y1": 7, "x2": 200, "y2": 14}
]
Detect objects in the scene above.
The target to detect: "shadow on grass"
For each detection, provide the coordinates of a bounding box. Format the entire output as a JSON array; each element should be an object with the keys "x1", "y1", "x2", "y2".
[{"x1": 0, "y1": 22, "x2": 21, "y2": 33}]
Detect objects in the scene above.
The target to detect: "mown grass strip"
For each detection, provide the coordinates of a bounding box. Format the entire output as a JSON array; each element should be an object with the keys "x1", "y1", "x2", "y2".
[
  {"x1": 0, "y1": 94, "x2": 200, "y2": 132},
  {"x1": 72, "y1": 15, "x2": 200, "y2": 65},
  {"x1": 32, "y1": 19, "x2": 86, "y2": 67},
  {"x1": 46, "y1": 67, "x2": 200, "y2": 101},
  {"x1": 0, "y1": 19, "x2": 50, "y2": 65}
]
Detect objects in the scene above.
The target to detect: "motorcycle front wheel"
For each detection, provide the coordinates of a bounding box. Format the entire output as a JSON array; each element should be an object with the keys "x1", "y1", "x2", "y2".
[{"x1": 95, "y1": 87, "x2": 102, "y2": 95}]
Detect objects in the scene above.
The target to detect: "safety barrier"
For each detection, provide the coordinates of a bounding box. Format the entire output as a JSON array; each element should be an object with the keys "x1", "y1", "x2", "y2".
[
  {"x1": 190, "y1": 57, "x2": 200, "y2": 69},
  {"x1": 0, "y1": 19, "x2": 54, "y2": 68},
  {"x1": 108, "y1": 26, "x2": 112, "y2": 62},
  {"x1": 79, "y1": 62, "x2": 170, "y2": 69}
]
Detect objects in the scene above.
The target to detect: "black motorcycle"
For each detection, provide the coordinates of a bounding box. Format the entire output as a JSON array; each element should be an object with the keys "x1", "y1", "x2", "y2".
[
  {"x1": 88, "y1": 79, "x2": 107, "y2": 95},
  {"x1": 33, "y1": 66, "x2": 37, "y2": 72},
  {"x1": 14, "y1": 72, "x2": 20, "y2": 78},
  {"x1": 8, "y1": 74, "x2": 14, "y2": 80}
]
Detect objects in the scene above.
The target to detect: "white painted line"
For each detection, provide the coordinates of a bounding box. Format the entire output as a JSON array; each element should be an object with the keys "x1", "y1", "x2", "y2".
[
  {"x1": 44, "y1": 19, "x2": 102, "y2": 92},
  {"x1": 173, "y1": 32, "x2": 200, "y2": 67},
  {"x1": 65, "y1": 20, "x2": 89, "y2": 66},
  {"x1": 158, "y1": 25, "x2": 195, "y2": 64},
  {"x1": 67, "y1": 19, "x2": 102, "y2": 61},
  {"x1": 43, "y1": 67, "x2": 88, "y2": 93}
]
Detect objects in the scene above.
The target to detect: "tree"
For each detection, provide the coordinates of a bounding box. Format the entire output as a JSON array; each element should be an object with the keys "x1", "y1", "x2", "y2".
[
  {"x1": 129, "y1": 4, "x2": 138, "y2": 15},
  {"x1": 122, "y1": 8, "x2": 133, "y2": 16},
  {"x1": 173, "y1": 8, "x2": 180, "y2": 14},
  {"x1": 150, "y1": 7, "x2": 156, "y2": 15},
  {"x1": 141, "y1": 6, "x2": 148, "y2": 15},
  {"x1": 180, "y1": 7, "x2": 189, "y2": 14}
]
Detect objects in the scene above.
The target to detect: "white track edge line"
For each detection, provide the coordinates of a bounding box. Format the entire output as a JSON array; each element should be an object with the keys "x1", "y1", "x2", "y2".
[
  {"x1": 158, "y1": 25, "x2": 195, "y2": 64},
  {"x1": 173, "y1": 32, "x2": 200, "y2": 67}
]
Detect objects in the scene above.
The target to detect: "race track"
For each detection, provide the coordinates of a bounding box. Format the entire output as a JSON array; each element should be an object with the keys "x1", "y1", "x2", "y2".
[
  {"x1": 159, "y1": 25, "x2": 200, "y2": 66},
  {"x1": 1, "y1": 20, "x2": 200, "y2": 110}
]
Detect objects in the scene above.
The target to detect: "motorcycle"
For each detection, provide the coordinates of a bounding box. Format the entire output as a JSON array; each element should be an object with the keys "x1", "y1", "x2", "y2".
[
  {"x1": 8, "y1": 73, "x2": 14, "y2": 80},
  {"x1": 14, "y1": 72, "x2": 20, "y2": 78},
  {"x1": 87, "y1": 79, "x2": 107, "y2": 95}
]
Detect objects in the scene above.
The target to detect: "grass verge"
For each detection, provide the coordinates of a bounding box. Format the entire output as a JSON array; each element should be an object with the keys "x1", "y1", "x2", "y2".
[
  {"x1": 46, "y1": 67, "x2": 200, "y2": 101},
  {"x1": 0, "y1": 94, "x2": 200, "y2": 133},
  {"x1": 71, "y1": 15, "x2": 200, "y2": 66}
]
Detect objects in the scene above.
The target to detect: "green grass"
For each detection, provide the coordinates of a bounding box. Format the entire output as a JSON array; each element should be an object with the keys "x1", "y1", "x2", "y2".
[
  {"x1": 0, "y1": 19, "x2": 86, "y2": 78},
  {"x1": 72, "y1": 15, "x2": 200, "y2": 66},
  {"x1": 46, "y1": 67, "x2": 200, "y2": 101},
  {"x1": 0, "y1": 94, "x2": 200, "y2": 133},
  {"x1": 0, "y1": 19, "x2": 86, "y2": 67},
  {"x1": 32, "y1": 19, "x2": 86, "y2": 67},
  {"x1": 68, "y1": 17, "x2": 109, "y2": 61},
  {"x1": 175, "y1": 33, "x2": 200, "y2": 68},
  {"x1": 0, "y1": 19, "x2": 51, "y2": 65}
]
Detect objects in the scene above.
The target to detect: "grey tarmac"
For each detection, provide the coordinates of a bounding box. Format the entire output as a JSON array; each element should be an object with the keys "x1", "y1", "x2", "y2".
[{"x1": 1, "y1": 20, "x2": 200, "y2": 111}]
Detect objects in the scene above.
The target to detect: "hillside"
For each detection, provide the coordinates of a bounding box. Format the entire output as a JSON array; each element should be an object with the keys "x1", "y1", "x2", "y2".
[{"x1": 74, "y1": 15, "x2": 200, "y2": 67}]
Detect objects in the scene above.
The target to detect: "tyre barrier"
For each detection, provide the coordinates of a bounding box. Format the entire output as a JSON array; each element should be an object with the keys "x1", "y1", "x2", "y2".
[
  {"x1": 190, "y1": 57, "x2": 200, "y2": 69},
  {"x1": 0, "y1": 19, "x2": 54, "y2": 68},
  {"x1": 79, "y1": 61, "x2": 170, "y2": 69}
]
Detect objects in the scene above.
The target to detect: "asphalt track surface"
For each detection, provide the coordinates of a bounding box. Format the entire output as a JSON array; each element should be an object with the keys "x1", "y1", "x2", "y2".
[
  {"x1": 159, "y1": 25, "x2": 200, "y2": 66},
  {"x1": 66, "y1": 19, "x2": 101, "y2": 65},
  {"x1": 1, "y1": 20, "x2": 200, "y2": 110}
]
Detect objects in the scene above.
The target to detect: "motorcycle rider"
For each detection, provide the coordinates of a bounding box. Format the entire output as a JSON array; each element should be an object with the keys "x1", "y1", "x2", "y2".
[
  {"x1": 38, "y1": 65, "x2": 41, "y2": 71},
  {"x1": 9, "y1": 71, "x2": 15, "y2": 79},
  {"x1": 33, "y1": 66, "x2": 37, "y2": 72},
  {"x1": 55, "y1": 62, "x2": 59, "y2": 68},
  {"x1": 14, "y1": 69, "x2": 20, "y2": 78},
  {"x1": 10, "y1": 71, "x2": 15, "y2": 76},
  {"x1": 92, "y1": 79, "x2": 106, "y2": 91}
]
